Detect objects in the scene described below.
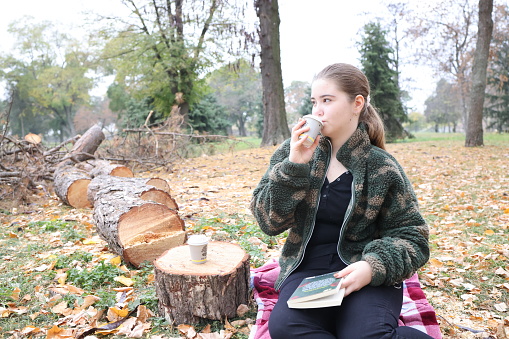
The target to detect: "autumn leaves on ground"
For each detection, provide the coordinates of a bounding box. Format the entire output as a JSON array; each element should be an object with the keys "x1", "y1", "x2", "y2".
[{"x1": 1, "y1": 135, "x2": 509, "y2": 338}]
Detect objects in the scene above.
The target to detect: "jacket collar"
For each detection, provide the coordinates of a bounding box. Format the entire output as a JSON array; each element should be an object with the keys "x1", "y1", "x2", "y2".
[{"x1": 319, "y1": 123, "x2": 372, "y2": 174}]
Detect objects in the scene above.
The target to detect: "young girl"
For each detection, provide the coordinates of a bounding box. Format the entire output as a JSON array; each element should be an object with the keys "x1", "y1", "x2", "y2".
[{"x1": 250, "y1": 63, "x2": 433, "y2": 338}]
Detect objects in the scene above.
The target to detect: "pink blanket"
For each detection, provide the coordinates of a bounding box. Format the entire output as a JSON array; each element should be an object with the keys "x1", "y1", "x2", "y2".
[{"x1": 249, "y1": 259, "x2": 441, "y2": 339}]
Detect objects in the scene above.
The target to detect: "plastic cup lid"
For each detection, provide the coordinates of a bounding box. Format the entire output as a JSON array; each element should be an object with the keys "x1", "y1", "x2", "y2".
[
  {"x1": 187, "y1": 234, "x2": 209, "y2": 246},
  {"x1": 302, "y1": 114, "x2": 323, "y2": 125}
]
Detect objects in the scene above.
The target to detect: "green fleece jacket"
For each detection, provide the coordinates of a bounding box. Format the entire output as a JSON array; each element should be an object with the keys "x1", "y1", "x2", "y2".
[{"x1": 250, "y1": 124, "x2": 430, "y2": 291}]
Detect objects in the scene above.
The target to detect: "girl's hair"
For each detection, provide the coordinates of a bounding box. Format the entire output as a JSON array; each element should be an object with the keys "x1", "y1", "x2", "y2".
[{"x1": 314, "y1": 63, "x2": 386, "y2": 150}]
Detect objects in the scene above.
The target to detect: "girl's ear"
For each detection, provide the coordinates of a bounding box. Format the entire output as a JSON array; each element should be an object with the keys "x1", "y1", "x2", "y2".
[{"x1": 354, "y1": 95, "x2": 365, "y2": 114}]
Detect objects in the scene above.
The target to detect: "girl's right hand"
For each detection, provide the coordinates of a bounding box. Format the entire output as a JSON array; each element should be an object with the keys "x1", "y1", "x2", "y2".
[{"x1": 289, "y1": 118, "x2": 320, "y2": 164}]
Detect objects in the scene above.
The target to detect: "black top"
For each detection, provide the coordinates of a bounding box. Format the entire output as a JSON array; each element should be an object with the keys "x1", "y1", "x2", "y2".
[{"x1": 305, "y1": 171, "x2": 353, "y2": 258}]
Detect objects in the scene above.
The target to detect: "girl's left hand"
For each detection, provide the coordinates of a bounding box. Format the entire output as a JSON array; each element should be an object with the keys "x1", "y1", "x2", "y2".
[{"x1": 334, "y1": 261, "x2": 373, "y2": 297}]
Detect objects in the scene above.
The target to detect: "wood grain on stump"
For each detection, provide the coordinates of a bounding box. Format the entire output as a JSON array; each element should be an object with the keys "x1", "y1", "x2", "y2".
[{"x1": 154, "y1": 241, "x2": 250, "y2": 324}]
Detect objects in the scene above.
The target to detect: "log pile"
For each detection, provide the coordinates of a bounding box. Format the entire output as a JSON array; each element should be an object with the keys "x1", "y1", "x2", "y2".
[{"x1": 52, "y1": 124, "x2": 187, "y2": 267}]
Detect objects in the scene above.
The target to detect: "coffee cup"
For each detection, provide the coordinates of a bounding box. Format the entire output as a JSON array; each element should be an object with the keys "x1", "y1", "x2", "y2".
[
  {"x1": 188, "y1": 234, "x2": 209, "y2": 264},
  {"x1": 299, "y1": 115, "x2": 323, "y2": 147}
]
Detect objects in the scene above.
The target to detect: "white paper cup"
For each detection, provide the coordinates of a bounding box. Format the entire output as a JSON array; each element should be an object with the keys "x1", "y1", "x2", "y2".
[
  {"x1": 299, "y1": 115, "x2": 323, "y2": 147},
  {"x1": 188, "y1": 234, "x2": 209, "y2": 264}
]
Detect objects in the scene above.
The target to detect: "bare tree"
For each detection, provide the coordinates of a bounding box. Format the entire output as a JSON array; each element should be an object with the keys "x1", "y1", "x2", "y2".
[
  {"x1": 408, "y1": 0, "x2": 477, "y2": 127},
  {"x1": 254, "y1": 0, "x2": 290, "y2": 146},
  {"x1": 465, "y1": 0, "x2": 494, "y2": 146}
]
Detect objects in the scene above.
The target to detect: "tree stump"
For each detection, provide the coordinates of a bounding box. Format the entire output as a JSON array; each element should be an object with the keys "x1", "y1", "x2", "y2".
[
  {"x1": 87, "y1": 175, "x2": 176, "y2": 208},
  {"x1": 53, "y1": 165, "x2": 92, "y2": 208},
  {"x1": 154, "y1": 241, "x2": 250, "y2": 324},
  {"x1": 93, "y1": 189, "x2": 185, "y2": 267}
]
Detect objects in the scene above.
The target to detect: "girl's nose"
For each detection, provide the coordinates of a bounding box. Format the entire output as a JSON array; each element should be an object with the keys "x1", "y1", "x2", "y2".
[{"x1": 313, "y1": 106, "x2": 323, "y2": 117}]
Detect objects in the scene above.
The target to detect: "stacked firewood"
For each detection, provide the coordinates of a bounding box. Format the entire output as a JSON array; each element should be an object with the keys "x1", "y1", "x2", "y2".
[{"x1": 53, "y1": 125, "x2": 186, "y2": 267}]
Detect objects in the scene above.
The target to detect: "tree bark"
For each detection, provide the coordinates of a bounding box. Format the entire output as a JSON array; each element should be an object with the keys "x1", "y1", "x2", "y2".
[
  {"x1": 66, "y1": 124, "x2": 105, "y2": 162},
  {"x1": 87, "y1": 175, "x2": 176, "y2": 208},
  {"x1": 465, "y1": 0, "x2": 493, "y2": 147},
  {"x1": 154, "y1": 242, "x2": 250, "y2": 324},
  {"x1": 255, "y1": 0, "x2": 290, "y2": 146},
  {"x1": 76, "y1": 159, "x2": 134, "y2": 178}
]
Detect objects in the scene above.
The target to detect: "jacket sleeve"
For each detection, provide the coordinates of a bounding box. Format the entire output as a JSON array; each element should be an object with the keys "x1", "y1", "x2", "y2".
[
  {"x1": 361, "y1": 160, "x2": 430, "y2": 286},
  {"x1": 250, "y1": 140, "x2": 311, "y2": 236}
]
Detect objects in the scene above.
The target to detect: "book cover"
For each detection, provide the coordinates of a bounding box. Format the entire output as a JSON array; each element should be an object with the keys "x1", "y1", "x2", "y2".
[{"x1": 287, "y1": 271, "x2": 345, "y2": 309}]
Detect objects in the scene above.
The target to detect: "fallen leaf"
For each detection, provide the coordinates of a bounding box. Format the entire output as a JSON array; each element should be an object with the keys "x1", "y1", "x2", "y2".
[
  {"x1": 52, "y1": 301, "x2": 69, "y2": 315},
  {"x1": 11, "y1": 287, "x2": 21, "y2": 301},
  {"x1": 110, "y1": 256, "x2": 122, "y2": 266},
  {"x1": 82, "y1": 295, "x2": 101, "y2": 309},
  {"x1": 114, "y1": 275, "x2": 134, "y2": 287},
  {"x1": 495, "y1": 302, "x2": 508, "y2": 312}
]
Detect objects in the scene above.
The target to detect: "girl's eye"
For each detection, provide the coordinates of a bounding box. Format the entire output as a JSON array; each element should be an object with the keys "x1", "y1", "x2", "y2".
[{"x1": 323, "y1": 98, "x2": 331, "y2": 103}]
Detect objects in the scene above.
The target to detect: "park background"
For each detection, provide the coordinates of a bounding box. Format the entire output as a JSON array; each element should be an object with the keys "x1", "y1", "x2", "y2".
[{"x1": 1, "y1": 0, "x2": 508, "y2": 338}]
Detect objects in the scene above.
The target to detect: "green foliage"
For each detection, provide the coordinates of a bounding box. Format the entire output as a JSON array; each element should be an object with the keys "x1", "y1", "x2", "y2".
[
  {"x1": 107, "y1": 82, "x2": 131, "y2": 113},
  {"x1": 424, "y1": 79, "x2": 462, "y2": 132},
  {"x1": 285, "y1": 81, "x2": 311, "y2": 123},
  {"x1": 403, "y1": 111, "x2": 429, "y2": 133},
  {"x1": 66, "y1": 260, "x2": 124, "y2": 291},
  {"x1": 207, "y1": 59, "x2": 263, "y2": 136},
  {"x1": 118, "y1": 97, "x2": 164, "y2": 130},
  {"x1": 486, "y1": 40, "x2": 509, "y2": 132},
  {"x1": 99, "y1": 1, "x2": 253, "y2": 120},
  {"x1": 1, "y1": 18, "x2": 95, "y2": 140},
  {"x1": 27, "y1": 219, "x2": 85, "y2": 242},
  {"x1": 358, "y1": 21, "x2": 406, "y2": 141},
  {"x1": 188, "y1": 94, "x2": 230, "y2": 135},
  {"x1": 55, "y1": 250, "x2": 94, "y2": 270},
  {"x1": 297, "y1": 85, "x2": 313, "y2": 118}
]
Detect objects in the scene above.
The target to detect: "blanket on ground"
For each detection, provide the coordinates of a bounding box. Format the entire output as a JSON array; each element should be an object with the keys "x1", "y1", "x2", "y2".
[{"x1": 249, "y1": 259, "x2": 441, "y2": 339}]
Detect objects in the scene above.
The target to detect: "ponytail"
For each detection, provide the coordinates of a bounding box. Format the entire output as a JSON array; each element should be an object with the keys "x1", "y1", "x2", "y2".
[{"x1": 360, "y1": 104, "x2": 386, "y2": 150}]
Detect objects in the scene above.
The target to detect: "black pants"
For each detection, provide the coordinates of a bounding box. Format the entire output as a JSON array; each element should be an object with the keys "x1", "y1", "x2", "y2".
[{"x1": 268, "y1": 252, "x2": 433, "y2": 339}]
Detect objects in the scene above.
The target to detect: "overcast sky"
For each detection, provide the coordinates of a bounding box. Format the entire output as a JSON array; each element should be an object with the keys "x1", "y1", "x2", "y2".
[{"x1": 0, "y1": 0, "x2": 435, "y2": 112}]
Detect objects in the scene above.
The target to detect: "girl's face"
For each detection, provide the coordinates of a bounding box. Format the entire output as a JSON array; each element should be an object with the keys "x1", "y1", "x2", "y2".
[{"x1": 311, "y1": 78, "x2": 362, "y2": 140}]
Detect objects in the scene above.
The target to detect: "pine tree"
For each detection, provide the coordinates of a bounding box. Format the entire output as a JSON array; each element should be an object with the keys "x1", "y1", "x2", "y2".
[
  {"x1": 359, "y1": 22, "x2": 407, "y2": 141},
  {"x1": 485, "y1": 36, "x2": 509, "y2": 132}
]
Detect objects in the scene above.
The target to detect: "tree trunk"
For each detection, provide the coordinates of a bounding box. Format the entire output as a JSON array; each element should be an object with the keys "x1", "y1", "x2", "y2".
[
  {"x1": 93, "y1": 188, "x2": 185, "y2": 268},
  {"x1": 87, "y1": 175, "x2": 176, "y2": 208},
  {"x1": 465, "y1": 0, "x2": 493, "y2": 147},
  {"x1": 66, "y1": 124, "x2": 105, "y2": 163},
  {"x1": 255, "y1": 0, "x2": 290, "y2": 146},
  {"x1": 154, "y1": 241, "x2": 250, "y2": 324},
  {"x1": 53, "y1": 165, "x2": 92, "y2": 209},
  {"x1": 76, "y1": 159, "x2": 134, "y2": 178}
]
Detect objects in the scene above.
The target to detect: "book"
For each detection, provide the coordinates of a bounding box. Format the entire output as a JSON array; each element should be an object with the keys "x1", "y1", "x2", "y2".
[{"x1": 287, "y1": 271, "x2": 345, "y2": 309}]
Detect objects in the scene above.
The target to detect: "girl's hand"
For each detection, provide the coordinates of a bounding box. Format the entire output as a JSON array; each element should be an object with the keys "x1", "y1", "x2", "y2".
[
  {"x1": 289, "y1": 118, "x2": 320, "y2": 164},
  {"x1": 334, "y1": 261, "x2": 373, "y2": 297}
]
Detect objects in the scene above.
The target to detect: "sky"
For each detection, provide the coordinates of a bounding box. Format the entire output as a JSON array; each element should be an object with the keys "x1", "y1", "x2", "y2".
[{"x1": 0, "y1": 0, "x2": 436, "y2": 112}]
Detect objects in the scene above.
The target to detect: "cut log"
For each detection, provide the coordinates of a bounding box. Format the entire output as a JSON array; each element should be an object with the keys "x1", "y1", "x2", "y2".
[
  {"x1": 93, "y1": 189, "x2": 185, "y2": 267},
  {"x1": 87, "y1": 175, "x2": 176, "y2": 208},
  {"x1": 53, "y1": 165, "x2": 92, "y2": 208},
  {"x1": 154, "y1": 241, "x2": 250, "y2": 324},
  {"x1": 76, "y1": 159, "x2": 134, "y2": 178},
  {"x1": 67, "y1": 124, "x2": 105, "y2": 162}
]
